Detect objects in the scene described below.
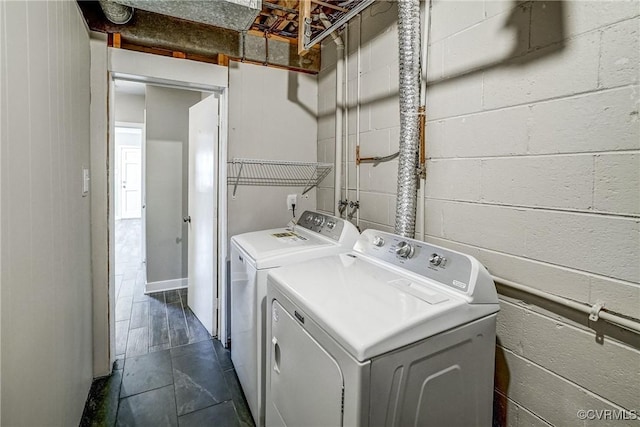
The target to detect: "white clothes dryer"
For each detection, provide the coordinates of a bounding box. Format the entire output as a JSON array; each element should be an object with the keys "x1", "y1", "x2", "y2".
[
  {"x1": 230, "y1": 211, "x2": 359, "y2": 426},
  {"x1": 265, "y1": 229, "x2": 500, "y2": 427}
]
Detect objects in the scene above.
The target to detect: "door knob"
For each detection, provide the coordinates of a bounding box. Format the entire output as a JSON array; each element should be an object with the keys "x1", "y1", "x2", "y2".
[{"x1": 183, "y1": 216, "x2": 191, "y2": 223}]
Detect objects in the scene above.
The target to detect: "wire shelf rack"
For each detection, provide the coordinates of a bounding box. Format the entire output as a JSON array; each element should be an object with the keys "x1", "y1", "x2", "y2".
[{"x1": 227, "y1": 158, "x2": 333, "y2": 197}]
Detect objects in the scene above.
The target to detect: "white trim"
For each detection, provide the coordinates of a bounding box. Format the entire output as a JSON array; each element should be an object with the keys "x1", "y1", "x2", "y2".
[
  {"x1": 115, "y1": 120, "x2": 144, "y2": 130},
  {"x1": 218, "y1": 88, "x2": 229, "y2": 345},
  {"x1": 145, "y1": 278, "x2": 188, "y2": 294},
  {"x1": 109, "y1": 48, "x2": 228, "y2": 90}
]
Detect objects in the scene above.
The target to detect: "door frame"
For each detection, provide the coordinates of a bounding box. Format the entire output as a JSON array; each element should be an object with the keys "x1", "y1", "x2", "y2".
[{"x1": 90, "y1": 43, "x2": 229, "y2": 376}]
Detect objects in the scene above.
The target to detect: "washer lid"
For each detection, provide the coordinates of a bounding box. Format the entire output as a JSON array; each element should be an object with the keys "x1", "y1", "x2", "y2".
[
  {"x1": 268, "y1": 254, "x2": 499, "y2": 362},
  {"x1": 231, "y1": 227, "x2": 335, "y2": 269}
]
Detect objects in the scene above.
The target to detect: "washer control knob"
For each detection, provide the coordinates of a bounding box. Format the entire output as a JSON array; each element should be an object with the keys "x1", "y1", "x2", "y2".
[
  {"x1": 395, "y1": 241, "x2": 415, "y2": 259},
  {"x1": 327, "y1": 220, "x2": 336, "y2": 230},
  {"x1": 373, "y1": 236, "x2": 385, "y2": 247},
  {"x1": 313, "y1": 216, "x2": 324, "y2": 227},
  {"x1": 429, "y1": 253, "x2": 446, "y2": 267},
  {"x1": 305, "y1": 214, "x2": 314, "y2": 222}
]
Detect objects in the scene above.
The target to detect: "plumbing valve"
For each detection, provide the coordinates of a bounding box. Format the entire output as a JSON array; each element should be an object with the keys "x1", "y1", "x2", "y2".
[
  {"x1": 338, "y1": 199, "x2": 349, "y2": 215},
  {"x1": 347, "y1": 201, "x2": 360, "y2": 220}
]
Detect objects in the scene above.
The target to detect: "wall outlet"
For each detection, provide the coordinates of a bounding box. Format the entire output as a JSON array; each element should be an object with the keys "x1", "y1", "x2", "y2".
[{"x1": 287, "y1": 194, "x2": 297, "y2": 211}]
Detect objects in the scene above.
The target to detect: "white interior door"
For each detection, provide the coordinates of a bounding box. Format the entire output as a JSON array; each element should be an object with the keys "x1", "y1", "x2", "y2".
[
  {"x1": 120, "y1": 146, "x2": 142, "y2": 219},
  {"x1": 187, "y1": 94, "x2": 219, "y2": 337}
]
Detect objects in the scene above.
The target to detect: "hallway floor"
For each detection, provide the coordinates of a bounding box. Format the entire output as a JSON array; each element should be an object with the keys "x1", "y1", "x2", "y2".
[
  {"x1": 114, "y1": 219, "x2": 210, "y2": 357},
  {"x1": 80, "y1": 219, "x2": 253, "y2": 426}
]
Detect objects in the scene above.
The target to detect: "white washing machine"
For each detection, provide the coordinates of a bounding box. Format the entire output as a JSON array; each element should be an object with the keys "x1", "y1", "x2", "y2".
[
  {"x1": 265, "y1": 229, "x2": 500, "y2": 427},
  {"x1": 230, "y1": 211, "x2": 360, "y2": 426}
]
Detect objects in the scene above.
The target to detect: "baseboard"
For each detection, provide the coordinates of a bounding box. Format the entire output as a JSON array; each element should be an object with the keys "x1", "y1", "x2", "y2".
[{"x1": 145, "y1": 278, "x2": 188, "y2": 294}]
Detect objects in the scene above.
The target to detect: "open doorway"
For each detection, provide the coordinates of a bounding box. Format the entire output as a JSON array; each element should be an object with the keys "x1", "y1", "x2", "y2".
[{"x1": 112, "y1": 78, "x2": 220, "y2": 360}]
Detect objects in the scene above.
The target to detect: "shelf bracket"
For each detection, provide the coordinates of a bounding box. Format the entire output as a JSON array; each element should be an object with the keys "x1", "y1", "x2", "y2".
[{"x1": 232, "y1": 161, "x2": 244, "y2": 197}]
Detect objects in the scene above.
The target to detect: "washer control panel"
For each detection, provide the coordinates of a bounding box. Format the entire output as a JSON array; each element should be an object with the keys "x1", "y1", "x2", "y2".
[
  {"x1": 354, "y1": 230, "x2": 474, "y2": 294},
  {"x1": 297, "y1": 211, "x2": 345, "y2": 241}
]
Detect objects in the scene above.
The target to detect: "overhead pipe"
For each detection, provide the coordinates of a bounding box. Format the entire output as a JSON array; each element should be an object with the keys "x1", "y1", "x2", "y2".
[
  {"x1": 334, "y1": 46, "x2": 345, "y2": 217},
  {"x1": 319, "y1": 13, "x2": 345, "y2": 217},
  {"x1": 355, "y1": 14, "x2": 362, "y2": 227},
  {"x1": 394, "y1": 0, "x2": 422, "y2": 238},
  {"x1": 494, "y1": 276, "x2": 640, "y2": 334},
  {"x1": 344, "y1": 24, "x2": 350, "y2": 217},
  {"x1": 98, "y1": 0, "x2": 134, "y2": 25}
]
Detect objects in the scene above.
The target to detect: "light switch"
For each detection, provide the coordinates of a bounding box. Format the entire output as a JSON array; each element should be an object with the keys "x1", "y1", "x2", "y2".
[{"x1": 82, "y1": 167, "x2": 90, "y2": 196}]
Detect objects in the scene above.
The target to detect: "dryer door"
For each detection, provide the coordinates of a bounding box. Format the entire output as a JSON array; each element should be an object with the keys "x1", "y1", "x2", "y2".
[{"x1": 269, "y1": 300, "x2": 344, "y2": 427}]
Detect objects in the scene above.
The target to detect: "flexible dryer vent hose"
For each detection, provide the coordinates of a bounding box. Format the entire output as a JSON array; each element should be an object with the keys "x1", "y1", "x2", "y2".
[
  {"x1": 98, "y1": 0, "x2": 134, "y2": 25},
  {"x1": 394, "y1": 0, "x2": 421, "y2": 238}
]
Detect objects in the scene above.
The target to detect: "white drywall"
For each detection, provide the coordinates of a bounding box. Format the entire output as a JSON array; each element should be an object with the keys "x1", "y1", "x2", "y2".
[
  {"x1": 109, "y1": 48, "x2": 228, "y2": 90},
  {"x1": 1, "y1": 1, "x2": 93, "y2": 425},
  {"x1": 89, "y1": 33, "x2": 113, "y2": 379},
  {"x1": 227, "y1": 61, "x2": 318, "y2": 242},
  {"x1": 318, "y1": 1, "x2": 640, "y2": 425},
  {"x1": 145, "y1": 86, "x2": 202, "y2": 284},
  {"x1": 114, "y1": 92, "x2": 145, "y2": 123}
]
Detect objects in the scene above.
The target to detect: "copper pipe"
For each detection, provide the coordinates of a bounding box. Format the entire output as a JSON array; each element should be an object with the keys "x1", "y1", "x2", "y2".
[{"x1": 418, "y1": 105, "x2": 426, "y2": 179}]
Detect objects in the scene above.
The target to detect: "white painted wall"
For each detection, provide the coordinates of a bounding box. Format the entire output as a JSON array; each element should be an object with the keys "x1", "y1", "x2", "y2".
[
  {"x1": 114, "y1": 92, "x2": 145, "y2": 123},
  {"x1": 0, "y1": 1, "x2": 93, "y2": 425},
  {"x1": 319, "y1": 1, "x2": 640, "y2": 425},
  {"x1": 227, "y1": 61, "x2": 318, "y2": 243},
  {"x1": 145, "y1": 86, "x2": 202, "y2": 283},
  {"x1": 89, "y1": 33, "x2": 112, "y2": 378}
]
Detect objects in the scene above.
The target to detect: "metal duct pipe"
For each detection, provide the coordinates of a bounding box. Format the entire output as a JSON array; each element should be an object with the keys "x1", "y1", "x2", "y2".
[
  {"x1": 98, "y1": 0, "x2": 134, "y2": 25},
  {"x1": 394, "y1": 0, "x2": 421, "y2": 238}
]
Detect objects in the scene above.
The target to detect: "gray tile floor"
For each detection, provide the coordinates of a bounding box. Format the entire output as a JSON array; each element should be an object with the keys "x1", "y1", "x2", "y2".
[
  {"x1": 80, "y1": 219, "x2": 254, "y2": 426},
  {"x1": 114, "y1": 219, "x2": 211, "y2": 357}
]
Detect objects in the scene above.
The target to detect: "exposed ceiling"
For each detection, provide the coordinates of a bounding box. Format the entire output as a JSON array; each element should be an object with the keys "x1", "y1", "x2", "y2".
[
  {"x1": 251, "y1": 0, "x2": 366, "y2": 43},
  {"x1": 78, "y1": 0, "x2": 373, "y2": 73}
]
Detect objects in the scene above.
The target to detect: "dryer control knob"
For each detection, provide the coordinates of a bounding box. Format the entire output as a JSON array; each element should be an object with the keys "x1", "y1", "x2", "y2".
[
  {"x1": 395, "y1": 241, "x2": 415, "y2": 259},
  {"x1": 373, "y1": 236, "x2": 385, "y2": 247},
  {"x1": 429, "y1": 253, "x2": 446, "y2": 267}
]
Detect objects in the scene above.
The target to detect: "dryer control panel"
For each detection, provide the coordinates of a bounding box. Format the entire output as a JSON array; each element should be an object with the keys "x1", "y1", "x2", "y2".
[
  {"x1": 353, "y1": 229, "x2": 498, "y2": 304},
  {"x1": 297, "y1": 211, "x2": 346, "y2": 242}
]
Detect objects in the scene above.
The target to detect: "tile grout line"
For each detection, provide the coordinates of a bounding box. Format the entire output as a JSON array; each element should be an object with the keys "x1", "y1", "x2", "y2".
[
  {"x1": 164, "y1": 291, "x2": 172, "y2": 348},
  {"x1": 170, "y1": 341, "x2": 179, "y2": 424},
  {"x1": 179, "y1": 290, "x2": 192, "y2": 340}
]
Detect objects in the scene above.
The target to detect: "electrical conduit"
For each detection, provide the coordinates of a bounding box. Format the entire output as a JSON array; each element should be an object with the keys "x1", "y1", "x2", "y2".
[{"x1": 320, "y1": 14, "x2": 345, "y2": 217}]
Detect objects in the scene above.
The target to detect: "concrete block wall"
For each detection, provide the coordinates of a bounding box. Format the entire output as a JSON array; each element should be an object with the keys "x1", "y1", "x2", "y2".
[
  {"x1": 317, "y1": 1, "x2": 640, "y2": 425},
  {"x1": 318, "y1": 1, "x2": 401, "y2": 228}
]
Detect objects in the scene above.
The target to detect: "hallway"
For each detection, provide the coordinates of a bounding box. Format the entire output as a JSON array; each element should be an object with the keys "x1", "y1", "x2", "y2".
[
  {"x1": 79, "y1": 219, "x2": 253, "y2": 426},
  {"x1": 114, "y1": 219, "x2": 213, "y2": 357}
]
